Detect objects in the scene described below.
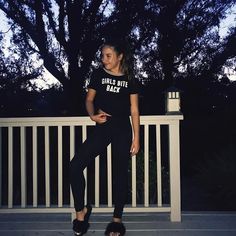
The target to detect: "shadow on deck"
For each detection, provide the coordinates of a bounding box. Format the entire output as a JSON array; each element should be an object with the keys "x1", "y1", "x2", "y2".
[{"x1": 0, "y1": 212, "x2": 236, "y2": 236}]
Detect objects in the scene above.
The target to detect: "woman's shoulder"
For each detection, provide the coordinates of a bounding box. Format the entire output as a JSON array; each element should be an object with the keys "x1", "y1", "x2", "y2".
[{"x1": 91, "y1": 67, "x2": 105, "y2": 77}]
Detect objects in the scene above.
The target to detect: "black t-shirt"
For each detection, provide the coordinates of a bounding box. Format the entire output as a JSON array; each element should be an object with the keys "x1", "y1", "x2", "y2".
[{"x1": 88, "y1": 68, "x2": 139, "y2": 116}]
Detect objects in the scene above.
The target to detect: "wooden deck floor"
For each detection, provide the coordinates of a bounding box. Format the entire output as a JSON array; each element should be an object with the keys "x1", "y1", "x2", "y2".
[{"x1": 0, "y1": 212, "x2": 236, "y2": 236}]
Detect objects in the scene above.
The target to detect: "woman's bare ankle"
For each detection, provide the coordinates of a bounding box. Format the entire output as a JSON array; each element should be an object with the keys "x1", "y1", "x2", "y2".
[
  {"x1": 76, "y1": 208, "x2": 86, "y2": 221},
  {"x1": 113, "y1": 217, "x2": 121, "y2": 223}
]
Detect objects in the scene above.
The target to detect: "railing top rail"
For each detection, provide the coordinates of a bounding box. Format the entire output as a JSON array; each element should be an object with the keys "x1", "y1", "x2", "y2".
[
  {"x1": 140, "y1": 115, "x2": 183, "y2": 124},
  {"x1": 0, "y1": 115, "x2": 183, "y2": 127}
]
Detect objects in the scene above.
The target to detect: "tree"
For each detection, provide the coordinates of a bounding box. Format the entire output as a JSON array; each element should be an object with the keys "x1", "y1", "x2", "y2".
[
  {"x1": 135, "y1": 0, "x2": 236, "y2": 83},
  {"x1": 0, "y1": 30, "x2": 43, "y2": 116},
  {"x1": 0, "y1": 0, "x2": 143, "y2": 114},
  {"x1": 134, "y1": 0, "x2": 236, "y2": 116},
  {"x1": 1, "y1": 0, "x2": 236, "y2": 116}
]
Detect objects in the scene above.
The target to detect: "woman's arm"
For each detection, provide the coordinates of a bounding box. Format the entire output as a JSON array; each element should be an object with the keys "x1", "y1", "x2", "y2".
[
  {"x1": 130, "y1": 94, "x2": 140, "y2": 156},
  {"x1": 86, "y1": 89, "x2": 109, "y2": 124}
]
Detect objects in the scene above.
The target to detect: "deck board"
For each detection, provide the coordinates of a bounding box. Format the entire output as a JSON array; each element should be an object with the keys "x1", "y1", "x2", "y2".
[{"x1": 0, "y1": 212, "x2": 236, "y2": 235}]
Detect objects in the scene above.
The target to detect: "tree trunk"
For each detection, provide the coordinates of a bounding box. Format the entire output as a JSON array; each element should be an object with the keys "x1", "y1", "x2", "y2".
[{"x1": 63, "y1": 77, "x2": 86, "y2": 116}]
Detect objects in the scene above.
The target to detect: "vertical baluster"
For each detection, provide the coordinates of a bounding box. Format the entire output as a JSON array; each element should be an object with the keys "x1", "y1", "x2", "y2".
[
  {"x1": 58, "y1": 126, "x2": 63, "y2": 207},
  {"x1": 95, "y1": 155, "x2": 100, "y2": 207},
  {"x1": 20, "y1": 127, "x2": 27, "y2": 208},
  {"x1": 156, "y1": 124, "x2": 162, "y2": 207},
  {"x1": 8, "y1": 127, "x2": 13, "y2": 208},
  {"x1": 70, "y1": 126, "x2": 75, "y2": 208},
  {"x1": 107, "y1": 144, "x2": 112, "y2": 207},
  {"x1": 32, "y1": 126, "x2": 38, "y2": 207},
  {"x1": 82, "y1": 125, "x2": 87, "y2": 205},
  {"x1": 45, "y1": 126, "x2": 50, "y2": 207},
  {"x1": 131, "y1": 155, "x2": 137, "y2": 207},
  {"x1": 144, "y1": 124, "x2": 149, "y2": 207}
]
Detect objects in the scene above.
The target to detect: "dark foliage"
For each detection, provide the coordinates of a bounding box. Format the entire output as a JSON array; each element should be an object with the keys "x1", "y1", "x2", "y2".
[{"x1": 0, "y1": 0, "x2": 236, "y2": 115}]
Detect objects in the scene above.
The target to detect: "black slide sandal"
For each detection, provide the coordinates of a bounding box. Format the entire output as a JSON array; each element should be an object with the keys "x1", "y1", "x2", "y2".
[
  {"x1": 104, "y1": 222, "x2": 126, "y2": 236},
  {"x1": 73, "y1": 205, "x2": 92, "y2": 235},
  {"x1": 73, "y1": 219, "x2": 89, "y2": 235}
]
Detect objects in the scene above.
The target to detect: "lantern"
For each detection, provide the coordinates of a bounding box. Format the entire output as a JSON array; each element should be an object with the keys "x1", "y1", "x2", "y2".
[{"x1": 165, "y1": 86, "x2": 182, "y2": 115}]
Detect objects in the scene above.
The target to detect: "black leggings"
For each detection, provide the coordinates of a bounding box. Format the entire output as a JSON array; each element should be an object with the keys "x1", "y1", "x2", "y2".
[{"x1": 70, "y1": 116, "x2": 132, "y2": 219}]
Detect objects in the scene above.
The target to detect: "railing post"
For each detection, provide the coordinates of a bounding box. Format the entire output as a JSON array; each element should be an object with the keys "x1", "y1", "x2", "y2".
[{"x1": 169, "y1": 120, "x2": 181, "y2": 222}]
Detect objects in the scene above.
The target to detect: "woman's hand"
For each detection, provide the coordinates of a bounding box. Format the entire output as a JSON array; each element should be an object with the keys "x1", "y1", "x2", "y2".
[
  {"x1": 130, "y1": 138, "x2": 140, "y2": 156},
  {"x1": 90, "y1": 112, "x2": 111, "y2": 124}
]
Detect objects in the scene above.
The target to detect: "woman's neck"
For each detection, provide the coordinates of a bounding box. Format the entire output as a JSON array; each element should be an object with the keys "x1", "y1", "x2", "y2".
[{"x1": 103, "y1": 68, "x2": 124, "y2": 76}]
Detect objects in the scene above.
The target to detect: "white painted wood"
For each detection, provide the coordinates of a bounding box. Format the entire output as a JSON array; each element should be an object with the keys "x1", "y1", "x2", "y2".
[
  {"x1": 107, "y1": 144, "x2": 112, "y2": 207},
  {"x1": 45, "y1": 126, "x2": 50, "y2": 207},
  {"x1": 82, "y1": 125, "x2": 87, "y2": 206},
  {"x1": 20, "y1": 127, "x2": 27, "y2": 208},
  {"x1": 144, "y1": 124, "x2": 149, "y2": 207},
  {"x1": 0, "y1": 205, "x2": 171, "y2": 213},
  {"x1": 0, "y1": 115, "x2": 183, "y2": 221},
  {"x1": 95, "y1": 155, "x2": 100, "y2": 207},
  {"x1": 0, "y1": 115, "x2": 183, "y2": 127},
  {"x1": 156, "y1": 125, "x2": 162, "y2": 207},
  {"x1": 132, "y1": 155, "x2": 137, "y2": 207},
  {"x1": 8, "y1": 127, "x2": 13, "y2": 208},
  {"x1": 169, "y1": 121, "x2": 181, "y2": 222},
  {"x1": 58, "y1": 126, "x2": 63, "y2": 207},
  {"x1": 83, "y1": 167, "x2": 87, "y2": 207},
  {"x1": 32, "y1": 126, "x2": 38, "y2": 207},
  {"x1": 69, "y1": 126, "x2": 75, "y2": 208}
]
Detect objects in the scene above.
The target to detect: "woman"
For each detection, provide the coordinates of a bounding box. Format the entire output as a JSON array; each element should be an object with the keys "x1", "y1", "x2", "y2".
[{"x1": 70, "y1": 39, "x2": 140, "y2": 236}]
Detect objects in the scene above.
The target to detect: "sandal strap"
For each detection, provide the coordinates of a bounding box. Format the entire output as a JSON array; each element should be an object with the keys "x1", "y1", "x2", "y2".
[{"x1": 84, "y1": 204, "x2": 92, "y2": 222}]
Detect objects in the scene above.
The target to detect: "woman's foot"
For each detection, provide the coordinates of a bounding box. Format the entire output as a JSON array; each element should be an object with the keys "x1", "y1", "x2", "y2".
[
  {"x1": 73, "y1": 219, "x2": 89, "y2": 235},
  {"x1": 104, "y1": 220, "x2": 126, "y2": 236},
  {"x1": 108, "y1": 233, "x2": 122, "y2": 236},
  {"x1": 73, "y1": 205, "x2": 92, "y2": 235},
  {"x1": 76, "y1": 205, "x2": 92, "y2": 221}
]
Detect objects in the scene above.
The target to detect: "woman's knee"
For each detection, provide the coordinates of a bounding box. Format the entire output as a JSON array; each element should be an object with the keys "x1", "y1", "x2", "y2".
[{"x1": 70, "y1": 155, "x2": 83, "y2": 174}]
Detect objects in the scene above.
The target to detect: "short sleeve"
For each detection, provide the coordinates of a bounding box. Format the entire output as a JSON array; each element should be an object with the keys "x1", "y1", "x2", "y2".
[
  {"x1": 129, "y1": 77, "x2": 140, "y2": 94},
  {"x1": 87, "y1": 69, "x2": 100, "y2": 91}
]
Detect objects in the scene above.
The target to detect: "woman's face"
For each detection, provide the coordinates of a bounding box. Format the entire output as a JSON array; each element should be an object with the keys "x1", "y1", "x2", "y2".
[{"x1": 101, "y1": 46, "x2": 123, "y2": 73}]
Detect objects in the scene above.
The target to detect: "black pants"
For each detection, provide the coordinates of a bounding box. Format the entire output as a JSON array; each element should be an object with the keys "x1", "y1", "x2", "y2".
[{"x1": 70, "y1": 116, "x2": 132, "y2": 218}]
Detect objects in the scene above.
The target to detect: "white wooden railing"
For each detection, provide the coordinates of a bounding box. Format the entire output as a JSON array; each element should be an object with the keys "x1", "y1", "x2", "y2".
[{"x1": 0, "y1": 115, "x2": 183, "y2": 222}]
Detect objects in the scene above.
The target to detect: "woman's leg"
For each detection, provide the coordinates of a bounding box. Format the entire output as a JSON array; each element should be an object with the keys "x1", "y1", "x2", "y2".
[
  {"x1": 111, "y1": 120, "x2": 132, "y2": 220},
  {"x1": 70, "y1": 123, "x2": 111, "y2": 213}
]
